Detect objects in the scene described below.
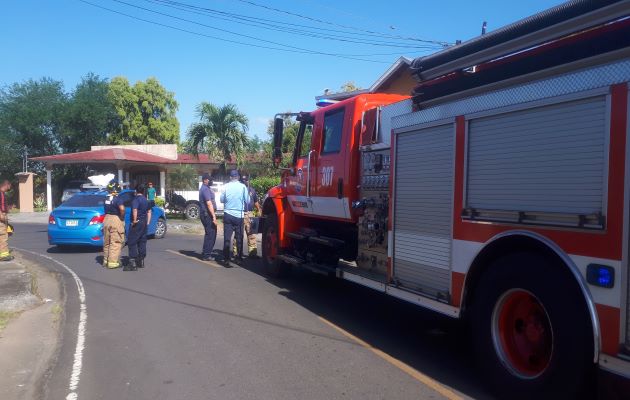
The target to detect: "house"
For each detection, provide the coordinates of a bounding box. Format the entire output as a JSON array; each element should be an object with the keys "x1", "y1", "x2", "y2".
[{"x1": 315, "y1": 56, "x2": 414, "y2": 106}]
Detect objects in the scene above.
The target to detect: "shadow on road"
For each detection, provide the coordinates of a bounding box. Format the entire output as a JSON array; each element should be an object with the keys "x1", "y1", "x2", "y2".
[
  {"x1": 235, "y1": 258, "x2": 493, "y2": 400},
  {"x1": 47, "y1": 245, "x2": 101, "y2": 254}
]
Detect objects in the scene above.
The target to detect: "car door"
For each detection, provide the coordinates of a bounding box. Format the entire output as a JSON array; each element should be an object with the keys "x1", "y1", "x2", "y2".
[
  {"x1": 309, "y1": 106, "x2": 350, "y2": 220},
  {"x1": 285, "y1": 121, "x2": 316, "y2": 215}
]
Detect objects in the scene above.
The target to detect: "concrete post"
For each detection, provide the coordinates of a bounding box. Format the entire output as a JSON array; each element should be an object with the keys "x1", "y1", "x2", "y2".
[
  {"x1": 15, "y1": 172, "x2": 36, "y2": 212},
  {"x1": 118, "y1": 169, "x2": 124, "y2": 184},
  {"x1": 46, "y1": 169, "x2": 52, "y2": 211},
  {"x1": 160, "y1": 170, "x2": 166, "y2": 198}
]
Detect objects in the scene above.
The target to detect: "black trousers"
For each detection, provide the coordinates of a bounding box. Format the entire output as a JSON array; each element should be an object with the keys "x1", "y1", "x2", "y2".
[
  {"x1": 223, "y1": 213, "x2": 243, "y2": 260},
  {"x1": 128, "y1": 218, "x2": 148, "y2": 259},
  {"x1": 200, "y1": 213, "x2": 217, "y2": 258}
]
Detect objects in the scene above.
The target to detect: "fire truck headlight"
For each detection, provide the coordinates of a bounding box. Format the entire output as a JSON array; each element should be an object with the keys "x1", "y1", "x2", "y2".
[{"x1": 586, "y1": 264, "x2": 614, "y2": 288}]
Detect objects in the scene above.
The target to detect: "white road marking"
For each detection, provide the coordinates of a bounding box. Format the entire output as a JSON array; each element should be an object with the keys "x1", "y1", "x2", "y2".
[{"x1": 16, "y1": 248, "x2": 87, "y2": 400}]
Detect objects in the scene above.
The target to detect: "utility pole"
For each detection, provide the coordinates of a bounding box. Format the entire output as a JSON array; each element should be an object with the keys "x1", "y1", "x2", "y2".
[{"x1": 22, "y1": 145, "x2": 28, "y2": 172}]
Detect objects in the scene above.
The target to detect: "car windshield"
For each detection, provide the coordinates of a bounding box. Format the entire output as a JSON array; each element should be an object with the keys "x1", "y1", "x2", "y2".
[{"x1": 61, "y1": 195, "x2": 105, "y2": 207}]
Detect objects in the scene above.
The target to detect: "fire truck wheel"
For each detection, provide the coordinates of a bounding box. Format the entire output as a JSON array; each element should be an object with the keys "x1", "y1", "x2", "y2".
[
  {"x1": 471, "y1": 252, "x2": 594, "y2": 400},
  {"x1": 262, "y1": 213, "x2": 289, "y2": 278}
]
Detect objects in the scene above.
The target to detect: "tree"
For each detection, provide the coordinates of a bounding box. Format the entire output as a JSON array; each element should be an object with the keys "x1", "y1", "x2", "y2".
[
  {"x1": 107, "y1": 76, "x2": 179, "y2": 144},
  {"x1": 0, "y1": 77, "x2": 67, "y2": 176},
  {"x1": 340, "y1": 81, "x2": 362, "y2": 93},
  {"x1": 185, "y1": 102, "x2": 249, "y2": 174},
  {"x1": 62, "y1": 73, "x2": 116, "y2": 152},
  {"x1": 167, "y1": 164, "x2": 198, "y2": 190}
]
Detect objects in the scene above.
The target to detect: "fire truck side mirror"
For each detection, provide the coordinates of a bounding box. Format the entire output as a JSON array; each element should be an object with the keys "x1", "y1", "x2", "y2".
[{"x1": 272, "y1": 117, "x2": 284, "y2": 167}]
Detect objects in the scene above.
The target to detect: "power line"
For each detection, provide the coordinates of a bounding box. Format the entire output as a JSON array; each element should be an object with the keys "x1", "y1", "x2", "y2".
[
  {"x1": 232, "y1": 0, "x2": 451, "y2": 46},
  {"x1": 110, "y1": 0, "x2": 415, "y2": 57},
  {"x1": 77, "y1": 0, "x2": 392, "y2": 63},
  {"x1": 145, "y1": 0, "x2": 442, "y2": 49},
  {"x1": 148, "y1": 0, "x2": 445, "y2": 48}
]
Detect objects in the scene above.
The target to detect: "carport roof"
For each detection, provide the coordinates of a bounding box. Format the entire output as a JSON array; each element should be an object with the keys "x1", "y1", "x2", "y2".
[{"x1": 32, "y1": 148, "x2": 175, "y2": 164}]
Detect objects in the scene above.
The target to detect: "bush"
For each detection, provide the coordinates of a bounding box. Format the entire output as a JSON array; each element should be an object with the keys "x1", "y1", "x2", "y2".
[
  {"x1": 33, "y1": 193, "x2": 47, "y2": 212},
  {"x1": 154, "y1": 197, "x2": 165, "y2": 208},
  {"x1": 250, "y1": 176, "x2": 280, "y2": 197}
]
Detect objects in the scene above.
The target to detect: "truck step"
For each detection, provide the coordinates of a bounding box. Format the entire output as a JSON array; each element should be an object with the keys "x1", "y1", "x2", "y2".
[
  {"x1": 286, "y1": 232, "x2": 307, "y2": 241},
  {"x1": 309, "y1": 235, "x2": 345, "y2": 248},
  {"x1": 277, "y1": 254, "x2": 336, "y2": 277},
  {"x1": 277, "y1": 254, "x2": 306, "y2": 266}
]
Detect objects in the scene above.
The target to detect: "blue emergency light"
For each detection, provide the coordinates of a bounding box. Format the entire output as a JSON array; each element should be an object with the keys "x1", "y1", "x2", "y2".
[{"x1": 586, "y1": 264, "x2": 614, "y2": 288}]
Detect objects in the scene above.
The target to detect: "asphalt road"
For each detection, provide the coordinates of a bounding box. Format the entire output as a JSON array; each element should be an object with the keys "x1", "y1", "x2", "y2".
[{"x1": 11, "y1": 222, "x2": 494, "y2": 400}]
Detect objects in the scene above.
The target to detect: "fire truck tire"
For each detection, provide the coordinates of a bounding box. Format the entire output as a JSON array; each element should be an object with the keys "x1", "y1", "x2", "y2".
[
  {"x1": 471, "y1": 252, "x2": 594, "y2": 400},
  {"x1": 262, "y1": 213, "x2": 289, "y2": 278}
]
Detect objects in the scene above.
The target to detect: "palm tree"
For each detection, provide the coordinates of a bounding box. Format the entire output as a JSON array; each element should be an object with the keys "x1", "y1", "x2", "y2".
[{"x1": 186, "y1": 102, "x2": 249, "y2": 175}]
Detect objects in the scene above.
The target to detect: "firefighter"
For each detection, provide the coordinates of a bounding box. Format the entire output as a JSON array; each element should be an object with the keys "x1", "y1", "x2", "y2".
[
  {"x1": 232, "y1": 173, "x2": 261, "y2": 258},
  {"x1": 103, "y1": 181, "x2": 125, "y2": 269},
  {"x1": 0, "y1": 180, "x2": 13, "y2": 262},
  {"x1": 125, "y1": 184, "x2": 151, "y2": 271}
]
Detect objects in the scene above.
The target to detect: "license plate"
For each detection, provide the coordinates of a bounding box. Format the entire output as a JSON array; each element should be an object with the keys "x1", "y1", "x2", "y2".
[{"x1": 66, "y1": 219, "x2": 79, "y2": 227}]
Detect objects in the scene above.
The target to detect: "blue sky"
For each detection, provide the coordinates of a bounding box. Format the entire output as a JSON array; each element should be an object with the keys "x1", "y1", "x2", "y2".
[{"x1": 1, "y1": 0, "x2": 564, "y2": 141}]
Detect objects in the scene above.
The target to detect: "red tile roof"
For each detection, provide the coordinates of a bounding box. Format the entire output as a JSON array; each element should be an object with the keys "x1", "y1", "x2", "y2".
[
  {"x1": 33, "y1": 148, "x2": 263, "y2": 165},
  {"x1": 32, "y1": 148, "x2": 175, "y2": 163}
]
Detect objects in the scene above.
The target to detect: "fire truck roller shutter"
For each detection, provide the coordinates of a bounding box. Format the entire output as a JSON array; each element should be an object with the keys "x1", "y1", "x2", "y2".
[
  {"x1": 466, "y1": 95, "x2": 608, "y2": 221},
  {"x1": 393, "y1": 123, "x2": 454, "y2": 301}
]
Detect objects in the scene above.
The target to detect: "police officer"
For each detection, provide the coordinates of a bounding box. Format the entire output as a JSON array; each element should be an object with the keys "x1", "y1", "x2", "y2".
[
  {"x1": 103, "y1": 181, "x2": 125, "y2": 269},
  {"x1": 221, "y1": 170, "x2": 248, "y2": 267},
  {"x1": 126, "y1": 184, "x2": 151, "y2": 271},
  {"x1": 0, "y1": 180, "x2": 13, "y2": 262},
  {"x1": 232, "y1": 173, "x2": 261, "y2": 258},
  {"x1": 199, "y1": 173, "x2": 217, "y2": 261}
]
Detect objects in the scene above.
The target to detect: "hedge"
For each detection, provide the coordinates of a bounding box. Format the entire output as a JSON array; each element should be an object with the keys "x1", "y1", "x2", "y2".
[{"x1": 250, "y1": 176, "x2": 281, "y2": 197}]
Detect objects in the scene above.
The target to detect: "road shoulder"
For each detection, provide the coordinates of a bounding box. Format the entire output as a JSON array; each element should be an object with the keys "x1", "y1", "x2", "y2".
[{"x1": 0, "y1": 252, "x2": 64, "y2": 400}]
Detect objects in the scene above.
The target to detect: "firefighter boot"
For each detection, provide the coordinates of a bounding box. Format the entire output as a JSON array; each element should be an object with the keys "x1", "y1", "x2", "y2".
[
  {"x1": 124, "y1": 258, "x2": 137, "y2": 271},
  {"x1": 0, "y1": 252, "x2": 14, "y2": 262},
  {"x1": 137, "y1": 257, "x2": 144, "y2": 268}
]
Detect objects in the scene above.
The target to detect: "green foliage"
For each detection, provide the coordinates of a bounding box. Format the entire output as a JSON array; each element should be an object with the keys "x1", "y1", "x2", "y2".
[
  {"x1": 167, "y1": 164, "x2": 198, "y2": 190},
  {"x1": 154, "y1": 197, "x2": 165, "y2": 207},
  {"x1": 108, "y1": 76, "x2": 179, "y2": 145},
  {"x1": 0, "y1": 77, "x2": 67, "y2": 175},
  {"x1": 249, "y1": 176, "x2": 280, "y2": 197},
  {"x1": 185, "y1": 102, "x2": 249, "y2": 174},
  {"x1": 339, "y1": 81, "x2": 362, "y2": 93},
  {"x1": 62, "y1": 73, "x2": 116, "y2": 152},
  {"x1": 33, "y1": 193, "x2": 47, "y2": 212}
]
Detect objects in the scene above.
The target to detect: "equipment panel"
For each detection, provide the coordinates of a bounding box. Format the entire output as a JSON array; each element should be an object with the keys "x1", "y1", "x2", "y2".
[{"x1": 355, "y1": 148, "x2": 390, "y2": 276}]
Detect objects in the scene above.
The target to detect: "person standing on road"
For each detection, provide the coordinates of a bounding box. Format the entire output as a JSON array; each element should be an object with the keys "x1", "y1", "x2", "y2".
[
  {"x1": 199, "y1": 173, "x2": 218, "y2": 261},
  {"x1": 147, "y1": 182, "x2": 156, "y2": 208},
  {"x1": 126, "y1": 184, "x2": 151, "y2": 271},
  {"x1": 103, "y1": 181, "x2": 125, "y2": 269},
  {"x1": 221, "y1": 170, "x2": 248, "y2": 267},
  {"x1": 0, "y1": 180, "x2": 13, "y2": 262},
  {"x1": 232, "y1": 174, "x2": 261, "y2": 258}
]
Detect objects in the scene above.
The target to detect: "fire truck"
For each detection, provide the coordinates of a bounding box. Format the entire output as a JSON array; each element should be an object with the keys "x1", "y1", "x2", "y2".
[{"x1": 261, "y1": 1, "x2": 630, "y2": 398}]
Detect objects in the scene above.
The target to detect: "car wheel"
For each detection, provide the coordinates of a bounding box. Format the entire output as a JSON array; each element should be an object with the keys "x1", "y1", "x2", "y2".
[
  {"x1": 262, "y1": 213, "x2": 289, "y2": 278},
  {"x1": 471, "y1": 252, "x2": 594, "y2": 400},
  {"x1": 154, "y1": 217, "x2": 167, "y2": 239},
  {"x1": 185, "y1": 202, "x2": 200, "y2": 219}
]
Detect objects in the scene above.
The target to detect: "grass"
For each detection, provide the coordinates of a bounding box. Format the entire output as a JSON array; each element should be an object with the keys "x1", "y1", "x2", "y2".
[
  {"x1": 0, "y1": 310, "x2": 19, "y2": 333},
  {"x1": 51, "y1": 303, "x2": 63, "y2": 323}
]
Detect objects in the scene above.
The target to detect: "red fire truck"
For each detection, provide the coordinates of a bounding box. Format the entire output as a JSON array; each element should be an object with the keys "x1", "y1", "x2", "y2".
[{"x1": 261, "y1": 1, "x2": 630, "y2": 398}]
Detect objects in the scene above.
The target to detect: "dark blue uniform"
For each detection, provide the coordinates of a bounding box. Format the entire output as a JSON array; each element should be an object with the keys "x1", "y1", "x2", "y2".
[
  {"x1": 105, "y1": 194, "x2": 124, "y2": 217},
  {"x1": 128, "y1": 194, "x2": 150, "y2": 263},
  {"x1": 199, "y1": 184, "x2": 217, "y2": 259}
]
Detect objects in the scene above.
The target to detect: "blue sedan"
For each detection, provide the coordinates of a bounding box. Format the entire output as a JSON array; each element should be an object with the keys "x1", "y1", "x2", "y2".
[{"x1": 48, "y1": 189, "x2": 167, "y2": 247}]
